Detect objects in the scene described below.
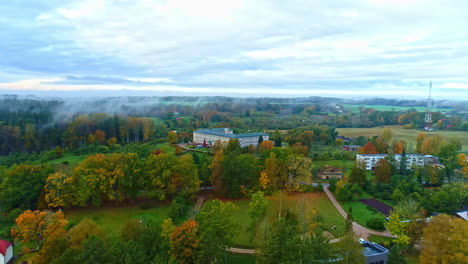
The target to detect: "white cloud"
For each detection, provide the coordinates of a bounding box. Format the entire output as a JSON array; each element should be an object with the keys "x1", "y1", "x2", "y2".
[{"x1": 1, "y1": 0, "x2": 468, "y2": 98}]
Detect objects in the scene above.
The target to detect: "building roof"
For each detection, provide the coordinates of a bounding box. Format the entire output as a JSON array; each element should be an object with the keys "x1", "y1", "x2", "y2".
[
  {"x1": 360, "y1": 241, "x2": 389, "y2": 257},
  {"x1": 0, "y1": 240, "x2": 12, "y2": 255},
  {"x1": 456, "y1": 211, "x2": 467, "y2": 220},
  {"x1": 194, "y1": 128, "x2": 268, "y2": 139}
]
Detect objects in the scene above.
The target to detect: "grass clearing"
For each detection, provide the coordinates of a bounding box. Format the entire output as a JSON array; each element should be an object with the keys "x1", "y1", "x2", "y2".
[
  {"x1": 337, "y1": 125, "x2": 468, "y2": 152},
  {"x1": 229, "y1": 253, "x2": 256, "y2": 264},
  {"x1": 65, "y1": 202, "x2": 171, "y2": 234},
  {"x1": 47, "y1": 153, "x2": 88, "y2": 166},
  {"x1": 339, "y1": 197, "x2": 386, "y2": 230},
  {"x1": 230, "y1": 192, "x2": 346, "y2": 248}
]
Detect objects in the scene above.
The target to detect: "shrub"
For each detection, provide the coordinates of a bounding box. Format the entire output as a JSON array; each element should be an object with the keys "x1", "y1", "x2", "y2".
[
  {"x1": 316, "y1": 183, "x2": 324, "y2": 192},
  {"x1": 367, "y1": 217, "x2": 386, "y2": 231}
]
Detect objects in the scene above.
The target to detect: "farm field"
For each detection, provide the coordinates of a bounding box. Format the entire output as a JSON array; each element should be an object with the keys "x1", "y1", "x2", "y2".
[
  {"x1": 343, "y1": 104, "x2": 451, "y2": 113},
  {"x1": 230, "y1": 192, "x2": 346, "y2": 248},
  {"x1": 337, "y1": 125, "x2": 468, "y2": 152},
  {"x1": 65, "y1": 201, "x2": 171, "y2": 235}
]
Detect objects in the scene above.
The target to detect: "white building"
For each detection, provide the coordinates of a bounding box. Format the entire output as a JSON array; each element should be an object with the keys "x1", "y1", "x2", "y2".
[
  {"x1": 357, "y1": 154, "x2": 437, "y2": 170},
  {"x1": 0, "y1": 240, "x2": 13, "y2": 264},
  {"x1": 193, "y1": 128, "x2": 269, "y2": 148}
]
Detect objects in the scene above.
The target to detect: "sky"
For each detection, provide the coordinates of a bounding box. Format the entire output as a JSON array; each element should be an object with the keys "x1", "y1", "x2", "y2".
[{"x1": 1, "y1": 0, "x2": 468, "y2": 99}]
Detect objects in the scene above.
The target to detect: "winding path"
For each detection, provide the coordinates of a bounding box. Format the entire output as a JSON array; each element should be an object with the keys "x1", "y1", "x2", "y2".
[
  {"x1": 322, "y1": 184, "x2": 394, "y2": 240},
  {"x1": 196, "y1": 183, "x2": 395, "y2": 255}
]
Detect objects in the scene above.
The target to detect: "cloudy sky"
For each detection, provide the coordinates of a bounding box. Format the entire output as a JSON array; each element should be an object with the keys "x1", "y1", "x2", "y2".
[{"x1": 1, "y1": 0, "x2": 468, "y2": 99}]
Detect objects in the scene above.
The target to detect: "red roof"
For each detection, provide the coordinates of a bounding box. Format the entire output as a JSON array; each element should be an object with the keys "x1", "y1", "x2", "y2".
[{"x1": 0, "y1": 240, "x2": 12, "y2": 255}]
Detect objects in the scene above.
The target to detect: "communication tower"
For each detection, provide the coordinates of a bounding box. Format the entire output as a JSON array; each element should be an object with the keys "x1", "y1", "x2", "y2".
[{"x1": 424, "y1": 81, "x2": 433, "y2": 131}]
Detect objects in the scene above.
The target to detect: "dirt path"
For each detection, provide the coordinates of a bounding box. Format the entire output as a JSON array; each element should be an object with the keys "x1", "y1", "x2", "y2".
[{"x1": 323, "y1": 184, "x2": 395, "y2": 240}]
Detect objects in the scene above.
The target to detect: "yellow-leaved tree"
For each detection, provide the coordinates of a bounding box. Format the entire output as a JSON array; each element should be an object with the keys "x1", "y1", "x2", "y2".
[{"x1": 419, "y1": 214, "x2": 468, "y2": 263}]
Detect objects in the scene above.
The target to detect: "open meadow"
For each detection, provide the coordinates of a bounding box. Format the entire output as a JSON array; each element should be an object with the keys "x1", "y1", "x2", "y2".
[
  {"x1": 337, "y1": 125, "x2": 468, "y2": 152},
  {"x1": 65, "y1": 201, "x2": 171, "y2": 235}
]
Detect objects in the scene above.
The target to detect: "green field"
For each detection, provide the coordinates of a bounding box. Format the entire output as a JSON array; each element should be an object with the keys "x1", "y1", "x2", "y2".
[
  {"x1": 65, "y1": 202, "x2": 171, "y2": 234},
  {"x1": 230, "y1": 192, "x2": 346, "y2": 247},
  {"x1": 343, "y1": 104, "x2": 451, "y2": 113},
  {"x1": 47, "y1": 153, "x2": 89, "y2": 166},
  {"x1": 337, "y1": 125, "x2": 468, "y2": 152}
]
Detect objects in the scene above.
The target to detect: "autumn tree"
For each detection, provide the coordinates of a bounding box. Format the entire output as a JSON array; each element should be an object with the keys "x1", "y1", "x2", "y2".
[
  {"x1": 299, "y1": 130, "x2": 314, "y2": 148},
  {"x1": 359, "y1": 141, "x2": 378, "y2": 154},
  {"x1": 374, "y1": 159, "x2": 392, "y2": 183},
  {"x1": 170, "y1": 219, "x2": 199, "y2": 264},
  {"x1": 286, "y1": 154, "x2": 312, "y2": 191},
  {"x1": 195, "y1": 199, "x2": 238, "y2": 263},
  {"x1": 419, "y1": 214, "x2": 468, "y2": 264},
  {"x1": 258, "y1": 140, "x2": 274, "y2": 152},
  {"x1": 44, "y1": 171, "x2": 87, "y2": 208},
  {"x1": 381, "y1": 127, "x2": 394, "y2": 144},
  {"x1": 173, "y1": 154, "x2": 201, "y2": 199},
  {"x1": 416, "y1": 132, "x2": 426, "y2": 153},
  {"x1": 393, "y1": 140, "x2": 404, "y2": 154},
  {"x1": 209, "y1": 150, "x2": 225, "y2": 196},
  {"x1": 167, "y1": 131, "x2": 178, "y2": 145},
  {"x1": 12, "y1": 210, "x2": 68, "y2": 251},
  {"x1": 143, "y1": 152, "x2": 178, "y2": 200}
]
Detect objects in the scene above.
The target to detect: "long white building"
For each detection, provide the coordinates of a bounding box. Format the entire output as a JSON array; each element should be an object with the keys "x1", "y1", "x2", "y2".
[
  {"x1": 193, "y1": 128, "x2": 269, "y2": 148},
  {"x1": 357, "y1": 154, "x2": 438, "y2": 170}
]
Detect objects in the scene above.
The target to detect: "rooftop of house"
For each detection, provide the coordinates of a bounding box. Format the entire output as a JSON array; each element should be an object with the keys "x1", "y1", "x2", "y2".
[
  {"x1": 0, "y1": 240, "x2": 12, "y2": 255},
  {"x1": 194, "y1": 128, "x2": 268, "y2": 138}
]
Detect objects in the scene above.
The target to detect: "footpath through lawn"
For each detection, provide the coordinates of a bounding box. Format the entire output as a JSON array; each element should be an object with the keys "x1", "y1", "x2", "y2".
[{"x1": 230, "y1": 192, "x2": 346, "y2": 248}]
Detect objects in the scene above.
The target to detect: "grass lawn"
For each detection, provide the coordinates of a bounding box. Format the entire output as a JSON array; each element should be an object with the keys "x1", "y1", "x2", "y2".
[
  {"x1": 228, "y1": 253, "x2": 256, "y2": 264},
  {"x1": 230, "y1": 192, "x2": 346, "y2": 248},
  {"x1": 65, "y1": 202, "x2": 171, "y2": 235},
  {"x1": 47, "y1": 153, "x2": 89, "y2": 166},
  {"x1": 339, "y1": 195, "x2": 386, "y2": 230},
  {"x1": 337, "y1": 125, "x2": 468, "y2": 152},
  {"x1": 154, "y1": 142, "x2": 176, "y2": 154}
]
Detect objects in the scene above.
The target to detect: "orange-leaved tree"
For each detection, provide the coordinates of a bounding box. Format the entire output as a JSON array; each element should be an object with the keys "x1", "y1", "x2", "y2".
[
  {"x1": 170, "y1": 219, "x2": 199, "y2": 264},
  {"x1": 11, "y1": 210, "x2": 68, "y2": 251},
  {"x1": 358, "y1": 141, "x2": 378, "y2": 154}
]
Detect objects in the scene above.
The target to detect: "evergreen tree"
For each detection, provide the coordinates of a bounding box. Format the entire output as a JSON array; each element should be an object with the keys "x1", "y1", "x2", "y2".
[
  {"x1": 258, "y1": 135, "x2": 264, "y2": 146},
  {"x1": 275, "y1": 134, "x2": 282, "y2": 147},
  {"x1": 345, "y1": 206, "x2": 354, "y2": 232},
  {"x1": 400, "y1": 150, "x2": 407, "y2": 176}
]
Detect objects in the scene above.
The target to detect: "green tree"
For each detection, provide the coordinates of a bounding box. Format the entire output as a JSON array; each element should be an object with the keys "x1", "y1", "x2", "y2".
[
  {"x1": 195, "y1": 199, "x2": 239, "y2": 263},
  {"x1": 248, "y1": 191, "x2": 269, "y2": 241},
  {"x1": 221, "y1": 153, "x2": 258, "y2": 198},
  {"x1": 0, "y1": 164, "x2": 53, "y2": 211},
  {"x1": 349, "y1": 161, "x2": 367, "y2": 187},
  {"x1": 400, "y1": 150, "x2": 407, "y2": 176}
]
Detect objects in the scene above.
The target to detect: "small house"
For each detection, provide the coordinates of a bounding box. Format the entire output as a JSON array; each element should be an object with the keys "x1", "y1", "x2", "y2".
[{"x1": 0, "y1": 240, "x2": 13, "y2": 264}]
